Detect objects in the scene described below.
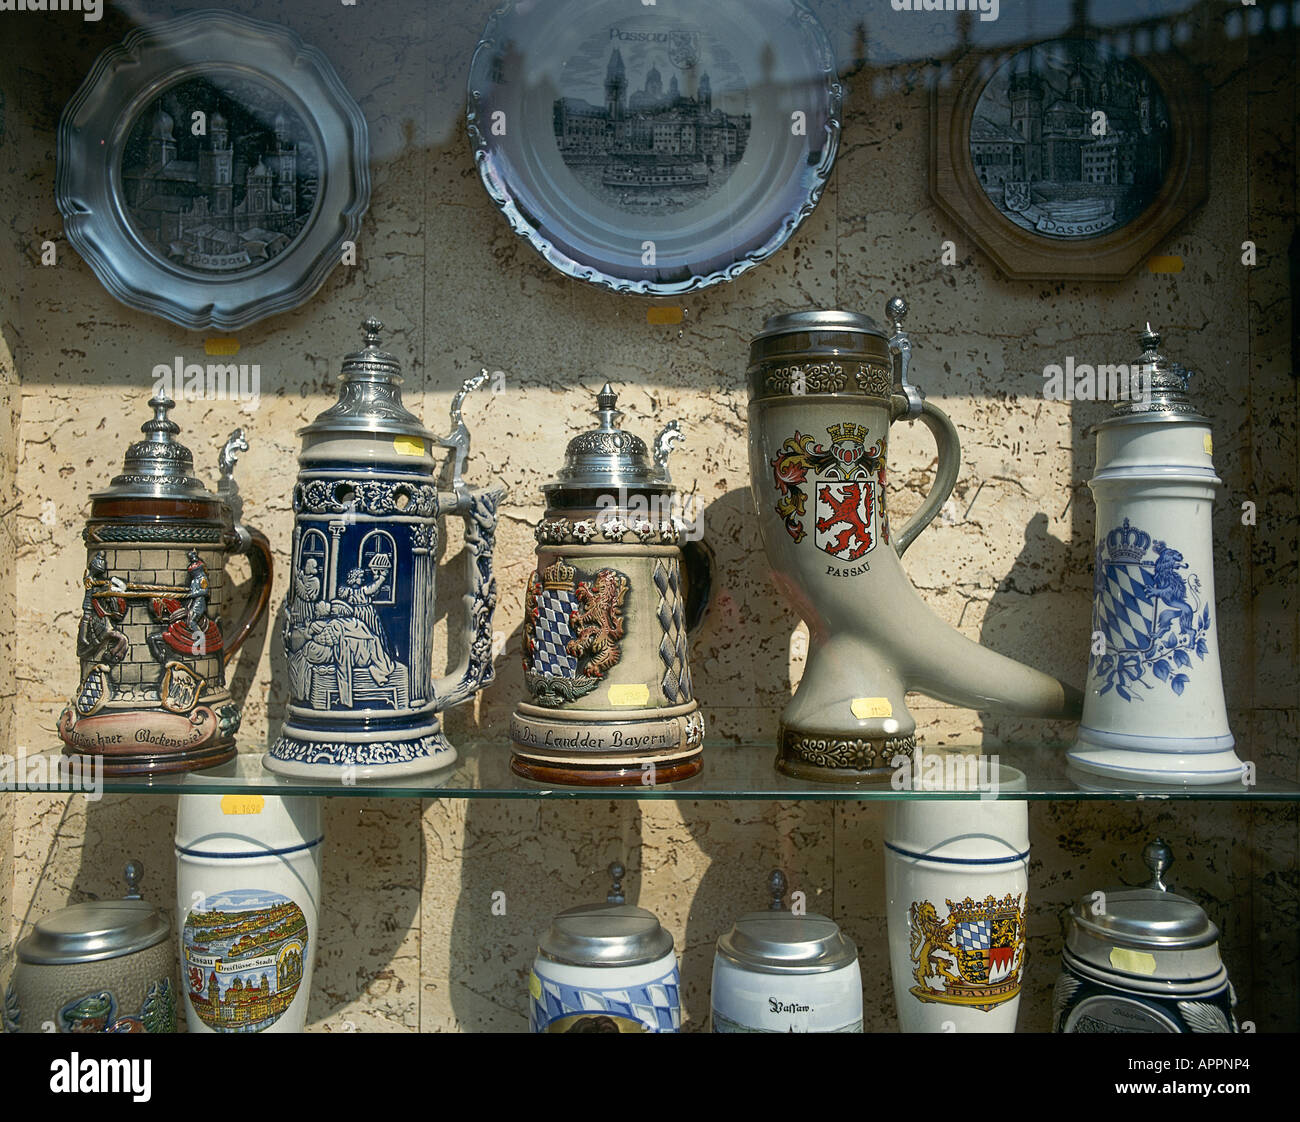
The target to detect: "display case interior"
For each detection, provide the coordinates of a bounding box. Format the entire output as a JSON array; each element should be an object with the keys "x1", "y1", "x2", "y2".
[{"x1": 0, "y1": 0, "x2": 1296, "y2": 1032}]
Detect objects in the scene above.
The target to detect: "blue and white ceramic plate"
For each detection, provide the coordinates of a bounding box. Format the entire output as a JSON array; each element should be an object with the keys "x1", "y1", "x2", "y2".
[{"x1": 467, "y1": 0, "x2": 841, "y2": 295}]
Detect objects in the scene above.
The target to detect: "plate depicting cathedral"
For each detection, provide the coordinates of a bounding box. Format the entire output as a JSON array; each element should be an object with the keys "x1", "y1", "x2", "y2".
[
  {"x1": 183, "y1": 888, "x2": 309, "y2": 1033},
  {"x1": 969, "y1": 39, "x2": 1173, "y2": 239},
  {"x1": 119, "y1": 74, "x2": 320, "y2": 275},
  {"x1": 551, "y1": 28, "x2": 752, "y2": 213}
]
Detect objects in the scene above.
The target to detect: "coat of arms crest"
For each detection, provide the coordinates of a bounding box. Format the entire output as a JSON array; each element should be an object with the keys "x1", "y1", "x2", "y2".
[
  {"x1": 523, "y1": 561, "x2": 630, "y2": 708},
  {"x1": 770, "y1": 424, "x2": 887, "y2": 560},
  {"x1": 908, "y1": 892, "x2": 1026, "y2": 1011}
]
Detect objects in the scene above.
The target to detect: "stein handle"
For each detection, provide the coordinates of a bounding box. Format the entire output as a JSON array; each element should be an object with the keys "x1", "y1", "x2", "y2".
[
  {"x1": 433, "y1": 486, "x2": 503, "y2": 710},
  {"x1": 889, "y1": 395, "x2": 961, "y2": 558},
  {"x1": 222, "y1": 524, "x2": 274, "y2": 666}
]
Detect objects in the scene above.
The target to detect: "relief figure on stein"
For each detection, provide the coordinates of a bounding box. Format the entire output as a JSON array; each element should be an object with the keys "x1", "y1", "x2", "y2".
[{"x1": 284, "y1": 526, "x2": 415, "y2": 711}]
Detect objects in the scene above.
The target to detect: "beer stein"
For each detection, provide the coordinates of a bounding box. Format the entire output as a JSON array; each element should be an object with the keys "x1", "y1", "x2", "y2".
[
  {"x1": 176, "y1": 794, "x2": 322, "y2": 1033},
  {"x1": 529, "y1": 863, "x2": 680, "y2": 1033},
  {"x1": 265, "y1": 318, "x2": 502, "y2": 780},
  {"x1": 1053, "y1": 839, "x2": 1238, "y2": 1033},
  {"x1": 4, "y1": 861, "x2": 176, "y2": 1034},
  {"x1": 712, "y1": 870, "x2": 862, "y2": 1033},
  {"x1": 1069, "y1": 327, "x2": 1242, "y2": 784},
  {"x1": 746, "y1": 301, "x2": 1079, "y2": 781},
  {"x1": 510, "y1": 384, "x2": 704, "y2": 785},
  {"x1": 58, "y1": 396, "x2": 272, "y2": 774},
  {"x1": 885, "y1": 759, "x2": 1029, "y2": 1033}
]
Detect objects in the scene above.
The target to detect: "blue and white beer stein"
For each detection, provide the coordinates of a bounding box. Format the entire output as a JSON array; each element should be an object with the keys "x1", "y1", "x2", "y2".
[
  {"x1": 265, "y1": 318, "x2": 502, "y2": 779},
  {"x1": 529, "y1": 863, "x2": 681, "y2": 1033},
  {"x1": 1069, "y1": 326, "x2": 1242, "y2": 784}
]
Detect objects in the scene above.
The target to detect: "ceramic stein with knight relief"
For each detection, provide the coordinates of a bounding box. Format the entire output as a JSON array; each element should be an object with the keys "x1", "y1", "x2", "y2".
[{"x1": 58, "y1": 396, "x2": 273, "y2": 774}]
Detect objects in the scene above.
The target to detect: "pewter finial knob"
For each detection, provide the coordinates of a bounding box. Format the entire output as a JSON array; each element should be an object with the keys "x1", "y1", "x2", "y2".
[
  {"x1": 597, "y1": 383, "x2": 618, "y2": 411},
  {"x1": 607, "y1": 861, "x2": 626, "y2": 905},
  {"x1": 1143, "y1": 838, "x2": 1173, "y2": 892},
  {"x1": 363, "y1": 316, "x2": 383, "y2": 348},
  {"x1": 767, "y1": 869, "x2": 787, "y2": 910},
  {"x1": 887, "y1": 296, "x2": 908, "y2": 331},
  {"x1": 142, "y1": 395, "x2": 179, "y2": 439},
  {"x1": 124, "y1": 860, "x2": 144, "y2": 899},
  {"x1": 1140, "y1": 322, "x2": 1160, "y2": 351}
]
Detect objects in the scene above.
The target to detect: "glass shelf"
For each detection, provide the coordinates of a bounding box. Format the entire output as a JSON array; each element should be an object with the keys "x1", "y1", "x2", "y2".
[{"x1": 4, "y1": 742, "x2": 1297, "y2": 800}]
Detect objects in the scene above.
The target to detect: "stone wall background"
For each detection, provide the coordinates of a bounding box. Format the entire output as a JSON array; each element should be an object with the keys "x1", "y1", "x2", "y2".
[{"x1": 0, "y1": 0, "x2": 1295, "y2": 1031}]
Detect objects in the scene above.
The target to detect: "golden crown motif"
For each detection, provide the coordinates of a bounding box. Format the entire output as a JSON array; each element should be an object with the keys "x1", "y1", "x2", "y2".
[
  {"x1": 944, "y1": 892, "x2": 1024, "y2": 926},
  {"x1": 541, "y1": 560, "x2": 576, "y2": 590},
  {"x1": 826, "y1": 422, "x2": 869, "y2": 443}
]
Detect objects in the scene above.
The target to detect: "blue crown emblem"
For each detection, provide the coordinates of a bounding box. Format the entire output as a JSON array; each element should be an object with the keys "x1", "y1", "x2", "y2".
[{"x1": 1106, "y1": 518, "x2": 1150, "y2": 562}]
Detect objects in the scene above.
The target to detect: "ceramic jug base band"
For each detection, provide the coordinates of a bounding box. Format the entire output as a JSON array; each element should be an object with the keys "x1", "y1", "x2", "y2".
[
  {"x1": 265, "y1": 729, "x2": 456, "y2": 779},
  {"x1": 59, "y1": 706, "x2": 236, "y2": 775},
  {"x1": 1068, "y1": 733, "x2": 1243, "y2": 785},
  {"x1": 511, "y1": 751, "x2": 702, "y2": 787},
  {"x1": 776, "y1": 726, "x2": 918, "y2": 783}
]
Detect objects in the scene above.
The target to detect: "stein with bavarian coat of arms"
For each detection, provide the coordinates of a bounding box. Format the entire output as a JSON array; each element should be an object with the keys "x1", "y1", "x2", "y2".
[
  {"x1": 265, "y1": 318, "x2": 502, "y2": 780},
  {"x1": 58, "y1": 396, "x2": 273, "y2": 774},
  {"x1": 1068, "y1": 326, "x2": 1241, "y2": 784},
  {"x1": 510, "y1": 384, "x2": 704, "y2": 786}
]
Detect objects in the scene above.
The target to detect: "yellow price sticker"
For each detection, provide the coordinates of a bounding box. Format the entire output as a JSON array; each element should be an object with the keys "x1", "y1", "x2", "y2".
[
  {"x1": 851, "y1": 697, "x2": 893, "y2": 719},
  {"x1": 529, "y1": 972, "x2": 542, "y2": 1001},
  {"x1": 220, "y1": 794, "x2": 265, "y2": 816},
  {"x1": 1109, "y1": 947, "x2": 1157, "y2": 975},
  {"x1": 1203, "y1": 433, "x2": 1213, "y2": 456},
  {"x1": 393, "y1": 435, "x2": 426, "y2": 457},
  {"x1": 608, "y1": 683, "x2": 651, "y2": 707}
]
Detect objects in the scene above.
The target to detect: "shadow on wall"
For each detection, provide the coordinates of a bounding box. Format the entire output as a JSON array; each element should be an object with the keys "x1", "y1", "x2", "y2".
[{"x1": 975, "y1": 510, "x2": 1090, "y2": 750}]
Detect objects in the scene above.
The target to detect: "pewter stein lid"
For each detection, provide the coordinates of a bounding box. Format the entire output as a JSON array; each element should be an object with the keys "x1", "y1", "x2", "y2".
[
  {"x1": 716, "y1": 870, "x2": 858, "y2": 975},
  {"x1": 16, "y1": 861, "x2": 171, "y2": 966},
  {"x1": 1101, "y1": 324, "x2": 1209, "y2": 425},
  {"x1": 1066, "y1": 840, "x2": 1220, "y2": 955},
  {"x1": 752, "y1": 309, "x2": 887, "y2": 342},
  {"x1": 298, "y1": 316, "x2": 434, "y2": 443},
  {"x1": 543, "y1": 384, "x2": 679, "y2": 494},
  {"x1": 537, "y1": 863, "x2": 674, "y2": 968},
  {"x1": 92, "y1": 395, "x2": 215, "y2": 503}
]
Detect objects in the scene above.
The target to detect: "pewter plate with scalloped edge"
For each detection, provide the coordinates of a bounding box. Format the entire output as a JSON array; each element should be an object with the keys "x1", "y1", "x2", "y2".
[
  {"x1": 57, "y1": 11, "x2": 370, "y2": 331},
  {"x1": 467, "y1": 0, "x2": 841, "y2": 295}
]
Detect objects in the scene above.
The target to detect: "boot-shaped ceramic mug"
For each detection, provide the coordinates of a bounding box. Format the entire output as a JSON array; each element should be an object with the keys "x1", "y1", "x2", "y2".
[
  {"x1": 266, "y1": 318, "x2": 502, "y2": 780},
  {"x1": 885, "y1": 756, "x2": 1028, "y2": 1033},
  {"x1": 747, "y1": 300, "x2": 1079, "y2": 781}
]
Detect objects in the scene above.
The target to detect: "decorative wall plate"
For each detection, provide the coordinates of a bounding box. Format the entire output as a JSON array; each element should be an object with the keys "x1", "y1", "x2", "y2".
[
  {"x1": 930, "y1": 37, "x2": 1207, "y2": 281},
  {"x1": 467, "y1": 0, "x2": 841, "y2": 295},
  {"x1": 57, "y1": 11, "x2": 370, "y2": 331}
]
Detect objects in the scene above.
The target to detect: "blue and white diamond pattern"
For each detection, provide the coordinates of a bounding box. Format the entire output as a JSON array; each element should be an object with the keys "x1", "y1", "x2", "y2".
[
  {"x1": 956, "y1": 918, "x2": 991, "y2": 952},
  {"x1": 530, "y1": 967, "x2": 681, "y2": 1033},
  {"x1": 532, "y1": 588, "x2": 579, "y2": 677},
  {"x1": 1097, "y1": 562, "x2": 1158, "y2": 653}
]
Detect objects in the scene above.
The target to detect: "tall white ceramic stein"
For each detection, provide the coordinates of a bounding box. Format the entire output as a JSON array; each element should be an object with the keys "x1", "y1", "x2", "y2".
[
  {"x1": 1069, "y1": 326, "x2": 1242, "y2": 784},
  {"x1": 175, "y1": 794, "x2": 323, "y2": 1033},
  {"x1": 885, "y1": 757, "x2": 1028, "y2": 1032}
]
